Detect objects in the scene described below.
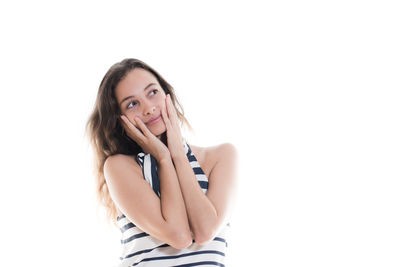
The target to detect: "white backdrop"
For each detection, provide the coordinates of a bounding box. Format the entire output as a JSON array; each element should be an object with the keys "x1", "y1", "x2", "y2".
[{"x1": 1, "y1": 1, "x2": 399, "y2": 266}]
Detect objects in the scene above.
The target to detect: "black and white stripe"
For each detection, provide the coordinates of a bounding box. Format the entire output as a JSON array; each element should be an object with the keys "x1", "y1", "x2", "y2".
[{"x1": 116, "y1": 140, "x2": 229, "y2": 267}]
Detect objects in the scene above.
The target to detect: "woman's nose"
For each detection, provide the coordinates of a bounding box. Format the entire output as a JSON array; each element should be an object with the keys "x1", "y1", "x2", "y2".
[{"x1": 142, "y1": 100, "x2": 156, "y2": 116}]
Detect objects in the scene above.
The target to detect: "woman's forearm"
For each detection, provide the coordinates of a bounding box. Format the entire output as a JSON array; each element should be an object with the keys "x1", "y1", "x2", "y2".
[
  {"x1": 171, "y1": 153, "x2": 218, "y2": 244},
  {"x1": 157, "y1": 156, "x2": 192, "y2": 239}
]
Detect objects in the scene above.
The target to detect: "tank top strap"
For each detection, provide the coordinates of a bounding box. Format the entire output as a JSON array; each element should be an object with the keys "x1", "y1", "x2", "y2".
[{"x1": 136, "y1": 139, "x2": 208, "y2": 197}]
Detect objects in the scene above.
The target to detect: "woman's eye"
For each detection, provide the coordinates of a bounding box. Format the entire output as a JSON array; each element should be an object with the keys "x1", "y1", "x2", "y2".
[
  {"x1": 127, "y1": 101, "x2": 137, "y2": 109},
  {"x1": 126, "y1": 90, "x2": 157, "y2": 109}
]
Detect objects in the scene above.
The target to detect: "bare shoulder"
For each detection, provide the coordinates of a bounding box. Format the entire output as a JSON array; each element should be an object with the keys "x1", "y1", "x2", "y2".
[
  {"x1": 217, "y1": 143, "x2": 237, "y2": 155},
  {"x1": 103, "y1": 154, "x2": 144, "y2": 217},
  {"x1": 190, "y1": 143, "x2": 238, "y2": 170},
  {"x1": 104, "y1": 153, "x2": 139, "y2": 169},
  {"x1": 103, "y1": 154, "x2": 141, "y2": 181},
  {"x1": 213, "y1": 143, "x2": 238, "y2": 164}
]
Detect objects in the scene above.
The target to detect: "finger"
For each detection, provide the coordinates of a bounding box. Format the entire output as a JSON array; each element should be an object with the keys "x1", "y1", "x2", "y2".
[
  {"x1": 161, "y1": 106, "x2": 172, "y2": 130},
  {"x1": 120, "y1": 115, "x2": 143, "y2": 139},
  {"x1": 121, "y1": 115, "x2": 139, "y2": 130},
  {"x1": 120, "y1": 115, "x2": 145, "y2": 140},
  {"x1": 166, "y1": 94, "x2": 179, "y2": 127},
  {"x1": 134, "y1": 117, "x2": 153, "y2": 137}
]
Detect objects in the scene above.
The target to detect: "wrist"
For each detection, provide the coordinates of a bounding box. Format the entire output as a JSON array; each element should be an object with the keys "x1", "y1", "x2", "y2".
[
  {"x1": 157, "y1": 155, "x2": 173, "y2": 166},
  {"x1": 156, "y1": 151, "x2": 171, "y2": 162},
  {"x1": 171, "y1": 148, "x2": 187, "y2": 160}
]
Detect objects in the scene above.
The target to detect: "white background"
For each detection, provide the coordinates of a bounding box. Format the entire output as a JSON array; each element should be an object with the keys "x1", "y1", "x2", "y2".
[{"x1": 0, "y1": 1, "x2": 399, "y2": 266}]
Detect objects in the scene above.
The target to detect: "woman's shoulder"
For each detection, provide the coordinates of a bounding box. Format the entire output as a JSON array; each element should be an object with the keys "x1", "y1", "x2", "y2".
[
  {"x1": 190, "y1": 142, "x2": 236, "y2": 154},
  {"x1": 103, "y1": 153, "x2": 141, "y2": 176},
  {"x1": 104, "y1": 154, "x2": 144, "y2": 219},
  {"x1": 105, "y1": 153, "x2": 139, "y2": 164},
  {"x1": 189, "y1": 142, "x2": 237, "y2": 165}
]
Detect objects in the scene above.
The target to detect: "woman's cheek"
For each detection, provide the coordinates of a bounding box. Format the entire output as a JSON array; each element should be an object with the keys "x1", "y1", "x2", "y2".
[
  {"x1": 127, "y1": 109, "x2": 140, "y2": 126},
  {"x1": 161, "y1": 101, "x2": 167, "y2": 113},
  {"x1": 128, "y1": 115, "x2": 138, "y2": 127}
]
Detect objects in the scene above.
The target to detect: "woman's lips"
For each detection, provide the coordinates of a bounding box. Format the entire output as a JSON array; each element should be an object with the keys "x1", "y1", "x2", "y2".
[{"x1": 146, "y1": 115, "x2": 161, "y2": 126}]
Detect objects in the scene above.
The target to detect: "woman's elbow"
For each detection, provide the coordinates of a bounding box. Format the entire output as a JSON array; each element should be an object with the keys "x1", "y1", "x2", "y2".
[
  {"x1": 193, "y1": 229, "x2": 216, "y2": 246},
  {"x1": 169, "y1": 230, "x2": 193, "y2": 249}
]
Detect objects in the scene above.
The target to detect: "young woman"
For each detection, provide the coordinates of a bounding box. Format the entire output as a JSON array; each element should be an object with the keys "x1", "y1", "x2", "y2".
[{"x1": 86, "y1": 58, "x2": 237, "y2": 266}]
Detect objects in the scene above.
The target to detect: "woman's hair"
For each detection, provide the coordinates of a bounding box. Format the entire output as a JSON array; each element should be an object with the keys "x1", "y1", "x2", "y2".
[{"x1": 85, "y1": 58, "x2": 192, "y2": 225}]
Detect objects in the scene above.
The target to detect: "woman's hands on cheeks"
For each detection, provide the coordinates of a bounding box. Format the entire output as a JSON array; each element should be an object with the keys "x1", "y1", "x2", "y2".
[
  {"x1": 119, "y1": 94, "x2": 185, "y2": 161},
  {"x1": 161, "y1": 94, "x2": 186, "y2": 159},
  {"x1": 120, "y1": 114, "x2": 170, "y2": 161}
]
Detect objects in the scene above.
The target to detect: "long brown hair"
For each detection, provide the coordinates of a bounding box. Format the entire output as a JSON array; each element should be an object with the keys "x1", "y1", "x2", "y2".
[{"x1": 85, "y1": 58, "x2": 192, "y2": 225}]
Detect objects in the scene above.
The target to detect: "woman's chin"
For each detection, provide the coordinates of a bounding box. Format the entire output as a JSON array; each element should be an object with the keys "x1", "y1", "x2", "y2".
[
  {"x1": 152, "y1": 127, "x2": 166, "y2": 139},
  {"x1": 146, "y1": 122, "x2": 166, "y2": 139}
]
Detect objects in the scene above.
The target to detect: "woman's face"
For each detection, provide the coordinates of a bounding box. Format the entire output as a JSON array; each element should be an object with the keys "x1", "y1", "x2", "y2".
[{"x1": 115, "y1": 68, "x2": 167, "y2": 138}]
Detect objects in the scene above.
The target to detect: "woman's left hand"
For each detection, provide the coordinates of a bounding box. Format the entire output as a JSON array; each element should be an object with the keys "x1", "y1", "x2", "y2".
[{"x1": 161, "y1": 94, "x2": 186, "y2": 159}]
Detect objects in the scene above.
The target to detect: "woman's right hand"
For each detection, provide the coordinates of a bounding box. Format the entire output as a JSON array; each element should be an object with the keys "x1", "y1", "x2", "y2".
[{"x1": 120, "y1": 115, "x2": 170, "y2": 161}]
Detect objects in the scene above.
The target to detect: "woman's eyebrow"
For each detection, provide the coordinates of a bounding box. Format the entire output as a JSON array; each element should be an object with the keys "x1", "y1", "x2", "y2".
[{"x1": 119, "y1": 83, "x2": 156, "y2": 106}]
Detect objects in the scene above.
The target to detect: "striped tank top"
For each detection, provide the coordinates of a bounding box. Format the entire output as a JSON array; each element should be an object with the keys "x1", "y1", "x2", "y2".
[{"x1": 116, "y1": 140, "x2": 229, "y2": 267}]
